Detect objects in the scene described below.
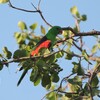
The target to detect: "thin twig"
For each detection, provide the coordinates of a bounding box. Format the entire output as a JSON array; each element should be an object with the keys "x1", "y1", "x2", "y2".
[
  {"x1": 9, "y1": 1, "x2": 38, "y2": 13},
  {"x1": 38, "y1": 0, "x2": 42, "y2": 10},
  {"x1": 73, "y1": 41, "x2": 82, "y2": 51},
  {"x1": 60, "y1": 73, "x2": 74, "y2": 88},
  {"x1": 31, "y1": 3, "x2": 37, "y2": 10},
  {"x1": 8, "y1": 0, "x2": 52, "y2": 27}
]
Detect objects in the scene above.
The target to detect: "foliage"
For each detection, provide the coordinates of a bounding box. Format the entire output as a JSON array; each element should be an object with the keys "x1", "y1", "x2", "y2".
[
  {"x1": 0, "y1": 0, "x2": 9, "y2": 4},
  {"x1": 0, "y1": 1, "x2": 100, "y2": 100}
]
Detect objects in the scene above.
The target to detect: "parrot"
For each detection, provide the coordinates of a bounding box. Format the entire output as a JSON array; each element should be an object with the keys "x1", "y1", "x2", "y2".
[
  {"x1": 17, "y1": 26, "x2": 63, "y2": 86},
  {"x1": 30, "y1": 26, "x2": 63, "y2": 56}
]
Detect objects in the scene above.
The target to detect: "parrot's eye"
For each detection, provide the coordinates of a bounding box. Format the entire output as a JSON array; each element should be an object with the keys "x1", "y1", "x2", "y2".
[{"x1": 56, "y1": 27, "x2": 60, "y2": 30}]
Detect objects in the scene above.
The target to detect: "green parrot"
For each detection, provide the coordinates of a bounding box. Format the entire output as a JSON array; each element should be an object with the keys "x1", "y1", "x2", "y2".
[{"x1": 17, "y1": 26, "x2": 63, "y2": 86}]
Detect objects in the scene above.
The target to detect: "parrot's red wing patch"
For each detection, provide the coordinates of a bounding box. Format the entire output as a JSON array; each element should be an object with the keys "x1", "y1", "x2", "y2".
[{"x1": 31, "y1": 40, "x2": 51, "y2": 56}]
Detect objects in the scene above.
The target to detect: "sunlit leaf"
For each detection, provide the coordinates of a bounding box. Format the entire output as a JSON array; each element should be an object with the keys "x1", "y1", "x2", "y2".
[
  {"x1": 14, "y1": 32, "x2": 21, "y2": 39},
  {"x1": 0, "y1": 0, "x2": 9, "y2": 3},
  {"x1": 82, "y1": 50, "x2": 92, "y2": 64},
  {"x1": 30, "y1": 23, "x2": 38, "y2": 30},
  {"x1": 2, "y1": 47, "x2": 12, "y2": 59},
  {"x1": 91, "y1": 45, "x2": 98, "y2": 54},
  {"x1": 34, "y1": 76, "x2": 41, "y2": 86},
  {"x1": 46, "y1": 83, "x2": 51, "y2": 89},
  {"x1": 18, "y1": 21, "x2": 27, "y2": 30},
  {"x1": 68, "y1": 76, "x2": 82, "y2": 92},
  {"x1": 55, "y1": 51, "x2": 63, "y2": 58},
  {"x1": 46, "y1": 92, "x2": 56, "y2": 100},
  {"x1": 65, "y1": 51, "x2": 73, "y2": 60},
  {"x1": 70, "y1": 6, "x2": 78, "y2": 15},
  {"x1": 17, "y1": 35, "x2": 25, "y2": 44},
  {"x1": 97, "y1": 43, "x2": 100, "y2": 49},
  {"x1": 70, "y1": 6, "x2": 82, "y2": 20},
  {"x1": 41, "y1": 25, "x2": 46, "y2": 34}
]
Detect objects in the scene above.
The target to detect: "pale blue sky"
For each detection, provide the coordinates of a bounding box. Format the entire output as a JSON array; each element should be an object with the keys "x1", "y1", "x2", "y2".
[{"x1": 0, "y1": 0, "x2": 100, "y2": 100}]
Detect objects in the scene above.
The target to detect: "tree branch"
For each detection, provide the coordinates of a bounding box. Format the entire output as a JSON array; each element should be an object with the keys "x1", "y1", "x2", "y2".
[
  {"x1": 2, "y1": 50, "x2": 63, "y2": 65},
  {"x1": 2, "y1": 49, "x2": 100, "y2": 65},
  {"x1": 8, "y1": 1, "x2": 38, "y2": 13},
  {"x1": 59, "y1": 73, "x2": 74, "y2": 88},
  {"x1": 57, "y1": 27, "x2": 100, "y2": 45},
  {"x1": 62, "y1": 27, "x2": 100, "y2": 36},
  {"x1": 8, "y1": 0, "x2": 52, "y2": 27}
]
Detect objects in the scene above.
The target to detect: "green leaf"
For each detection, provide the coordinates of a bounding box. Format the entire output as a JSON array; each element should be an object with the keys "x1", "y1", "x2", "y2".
[
  {"x1": 46, "y1": 92, "x2": 56, "y2": 100},
  {"x1": 14, "y1": 32, "x2": 21, "y2": 39},
  {"x1": 36, "y1": 60, "x2": 45, "y2": 68},
  {"x1": 0, "y1": 60, "x2": 3, "y2": 70},
  {"x1": 68, "y1": 76, "x2": 82, "y2": 92},
  {"x1": 46, "y1": 55, "x2": 56, "y2": 64},
  {"x1": 30, "y1": 23, "x2": 38, "y2": 30},
  {"x1": 91, "y1": 45, "x2": 98, "y2": 54},
  {"x1": 46, "y1": 83, "x2": 51, "y2": 89},
  {"x1": 41, "y1": 25, "x2": 46, "y2": 34},
  {"x1": 72, "y1": 62, "x2": 84, "y2": 75},
  {"x1": 68, "y1": 76, "x2": 82, "y2": 85},
  {"x1": 0, "y1": 0, "x2": 9, "y2": 3},
  {"x1": 13, "y1": 49, "x2": 27, "y2": 59},
  {"x1": 18, "y1": 21, "x2": 27, "y2": 30},
  {"x1": 0, "y1": 54, "x2": 2, "y2": 58},
  {"x1": 73, "y1": 26, "x2": 79, "y2": 33},
  {"x1": 17, "y1": 35, "x2": 24, "y2": 44},
  {"x1": 91, "y1": 76, "x2": 99, "y2": 87},
  {"x1": 30, "y1": 67, "x2": 38, "y2": 82},
  {"x1": 82, "y1": 50, "x2": 92, "y2": 64},
  {"x1": 34, "y1": 76, "x2": 41, "y2": 86},
  {"x1": 65, "y1": 51, "x2": 73, "y2": 60},
  {"x1": 81, "y1": 14, "x2": 87, "y2": 21},
  {"x1": 42, "y1": 74, "x2": 51, "y2": 87},
  {"x1": 51, "y1": 73, "x2": 59, "y2": 82},
  {"x1": 92, "y1": 88, "x2": 100, "y2": 96},
  {"x1": 55, "y1": 52, "x2": 63, "y2": 58},
  {"x1": 70, "y1": 6, "x2": 78, "y2": 15},
  {"x1": 69, "y1": 84, "x2": 80, "y2": 92},
  {"x1": 2, "y1": 47, "x2": 12, "y2": 59},
  {"x1": 70, "y1": 6, "x2": 81, "y2": 20},
  {"x1": 97, "y1": 43, "x2": 100, "y2": 49}
]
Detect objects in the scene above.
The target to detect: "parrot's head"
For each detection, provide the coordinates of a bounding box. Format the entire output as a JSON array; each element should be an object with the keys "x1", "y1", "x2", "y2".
[
  {"x1": 48, "y1": 26, "x2": 62, "y2": 36},
  {"x1": 46, "y1": 26, "x2": 63, "y2": 42}
]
